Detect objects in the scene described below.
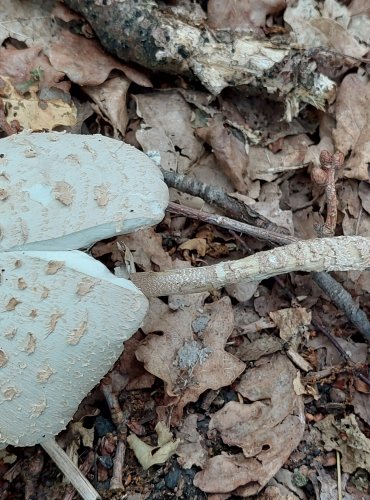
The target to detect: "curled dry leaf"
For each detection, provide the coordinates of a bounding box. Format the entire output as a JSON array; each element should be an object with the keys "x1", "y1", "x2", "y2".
[
  {"x1": 284, "y1": 0, "x2": 367, "y2": 60},
  {"x1": 48, "y1": 29, "x2": 151, "y2": 87},
  {"x1": 127, "y1": 422, "x2": 180, "y2": 471},
  {"x1": 196, "y1": 117, "x2": 249, "y2": 192},
  {"x1": 194, "y1": 354, "x2": 305, "y2": 496},
  {"x1": 0, "y1": 46, "x2": 68, "y2": 93},
  {"x1": 136, "y1": 296, "x2": 245, "y2": 423},
  {"x1": 0, "y1": 76, "x2": 76, "y2": 131},
  {"x1": 134, "y1": 91, "x2": 205, "y2": 174},
  {"x1": 83, "y1": 76, "x2": 130, "y2": 136},
  {"x1": 269, "y1": 307, "x2": 311, "y2": 347},
  {"x1": 207, "y1": 0, "x2": 286, "y2": 30},
  {"x1": 333, "y1": 74, "x2": 370, "y2": 181},
  {"x1": 175, "y1": 414, "x2": 208, "y2": 469},
  {"x1": 316, "y1": 414, "x2": 370, "y2": 474}
]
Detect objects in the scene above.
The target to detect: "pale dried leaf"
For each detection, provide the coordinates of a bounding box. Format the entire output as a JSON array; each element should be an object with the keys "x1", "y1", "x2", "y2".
[
  {"x1": 269, "y1": 307, "x2": 311, "y2": 346},
  {"x1": 127, "y1": 422, "x2": 180, "y2": 470},
  {"x1": 316, "y1": 414, "x2": 370, "y2": 473},
  {"x1": 1, "y1": 76, "x2": 76, "y2": 131},
  {"x1": 176, "y1": 414, "x2": 208, "y2": 468},
  {"x1": 83, "y1": 76, "x2": 130, "y2": 135},
  {"x1": 136, "y1": 296, "x2": 245, "y2": 422},
  {"x1": 333, "y1": 74, "x2": 370, "y2": 180},
  {"x1": 196, "y1": 118, "x2": 249, "y2": 192},
  {"x1": 352, "y1": 391, "x2": 370, "y2": 426},
  {"x1": 135, "y1": 91, "x2": 205, "y2": 173},
  {"x1": 48, "y1": 30, "x2": 151, "y2": 87},
  {"x1": 207, "y1": 0, "x2": 286, "y2": 30}
]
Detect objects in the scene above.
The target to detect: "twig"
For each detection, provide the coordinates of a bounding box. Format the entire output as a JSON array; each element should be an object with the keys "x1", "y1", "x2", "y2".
[
  {"x1": 167, "y1": 202, "x2": 297, "y2": 246},
  {"x1": 312, "y1": 317, "x2": 370, "y2": 388},
  {"x1": 41, "y1": 438, "x2": 101, "y2": 500},
  {"x1": 161, "y1": 170, "x2": 370, "y2": 343},
  {"x1": 163, "y1": 169, "x2": 286, "y2": 233},
  {"x1": 101, "y1": 378, "x2": 129, "y2": 491}
]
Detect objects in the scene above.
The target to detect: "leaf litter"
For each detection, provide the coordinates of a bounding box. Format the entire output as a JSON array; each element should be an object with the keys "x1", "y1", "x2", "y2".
[{"x1": 1, "y1": 0, "x2": 370, "y2": 498}]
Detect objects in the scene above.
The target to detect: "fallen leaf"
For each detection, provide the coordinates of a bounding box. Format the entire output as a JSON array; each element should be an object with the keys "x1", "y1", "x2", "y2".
[
  {"x1": 333, "y1": 74, "x2": 370, "y2": 180},
  {"x1": 175, "y1": 414, "x2": 208, "y2": 468},
  {"x1": 0, "y1": 76, "x2": 76, "y2": 131},
  {"x1": 316, "y1": 414, "x2": 370, "y2": 473},
  {"x1": 196, "y1": 117, "x2": 249, "y2": 192},
  {"x1": 127, "y1": 421, "x2": 180, "y2": 470},
  {"x1": 134, "y1": 91, "x2": 205, "y2": 173},
  {"x1": 352, "y1": 392, "x2": 370, "y2": 426},
  {"x1": 136, "y1": 296, "x2": 245, "y2": 422},
  {"x1": 48, "y1": 29, "x2": 151, "y2": 87},
  {"x1": 207, "y1": 0, "x2": 286, "y2": 30},
  {"x1": 83, "y1": 76, "x2": 130, "y2": 136},
  {"x1": 194, "y1": 354, "x2": 305, "y2": 495},
  {"x1": 269, "y1": 307, "x2": 311, "y2": 348}
]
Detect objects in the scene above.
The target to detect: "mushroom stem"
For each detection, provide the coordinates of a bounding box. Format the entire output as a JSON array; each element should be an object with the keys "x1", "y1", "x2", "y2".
[
  {"x1": 131, "y1": 236, "x2": 370, "y2": 297},
  {"x1": 41, "y1": 439, "x2": 100, "y2": 500}
]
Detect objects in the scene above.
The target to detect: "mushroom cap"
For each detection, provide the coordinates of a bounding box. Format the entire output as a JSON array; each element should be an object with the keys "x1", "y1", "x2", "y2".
[
  {"x1": 0, "y1": 131, "x2": 168, "y2": 251},
  {"x1": 0, "y1": 250, "x2": 148, "y2": 448}
]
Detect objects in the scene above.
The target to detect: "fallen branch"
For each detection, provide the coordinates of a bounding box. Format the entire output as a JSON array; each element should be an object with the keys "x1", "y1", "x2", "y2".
[
  {"x1": 162, "y1": 174, "x2": 370, "y2": 343},
  {"x1": 64, "y1": 0, "x2": 334, "y2": 117}
]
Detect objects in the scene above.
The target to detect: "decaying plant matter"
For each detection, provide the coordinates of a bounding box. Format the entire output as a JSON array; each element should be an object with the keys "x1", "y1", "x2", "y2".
[{"x1": 64, "y1": 0, "x2": 335, "y2": 119}]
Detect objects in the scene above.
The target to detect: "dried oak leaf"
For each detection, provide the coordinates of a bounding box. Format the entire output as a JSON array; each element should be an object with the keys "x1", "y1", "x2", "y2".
[
  {"x1": 207, "y1": 0, "x2": 286, "y2": 30},
  {"x1": 176, "y1": 413, "x2": 208, "y2": 468},
  {"x1": 83, "y1": 76, "x2": 130, "y2": 136},
  {"x1": 194, "y1": 354, "x2": 305, "y2": 496},
  {"x1": 134, "y1": 91, "x2": 205, "y2": 174},
  {"x1": 333, "y1": 74, "x2": 370, "y2": 181},
  {"x1": 316, "y1": 414, "x2": 370, "y2": 473},
  {"x1": 0, "y1": 46, "x2": 68, "y2": 93},
  {"x1": 196, "y1": 116, "x2": 249, "y2": 193},
  {"x1": 48, "y1": 29, "x2": 152, "y2": 87},
  {"x1": 136, "y1": 296, "x2": 245, "y2": 422}
]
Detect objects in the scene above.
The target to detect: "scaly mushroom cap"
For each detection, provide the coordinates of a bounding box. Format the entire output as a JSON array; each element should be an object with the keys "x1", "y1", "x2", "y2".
[
  {"x1": 0, "y1": 250, "x2": 148, "y2": 448},
  {"x1": 0, "y1": 131, "x2": 168, "y2": 251}
]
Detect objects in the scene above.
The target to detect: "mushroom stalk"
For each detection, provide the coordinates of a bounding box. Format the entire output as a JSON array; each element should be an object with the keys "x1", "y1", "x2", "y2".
[{"x1": 131, "y1": 236, "x2": 370, "y2": 297}]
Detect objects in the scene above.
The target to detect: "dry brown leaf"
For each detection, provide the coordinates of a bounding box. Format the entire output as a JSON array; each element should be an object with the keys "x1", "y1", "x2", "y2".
[
  {"x1": 248, "y1": 135, "x2": 313, "y2": 182},
  {"x1": 234, "y1": 334, "x2": 282, "y2": 363},
  {"x1": 284, "y1": 0, "x2": 367, "y2": 59},
  {"x1": 269, "y1": 307, "x2": 311, "y2": 347},
  {"x1": 48, "y1": 29, "x2": 151, "y2": 87},
  {"x1": 175, "y1": 414, "x2": 208, "y2": 469},
  {"x1": 134, "y1": 91, "x2": 205, "y2": 174},
  {"x1": 316, "y1": 414, "x2": 370, "y2": 473},
  {"x1": 196, "y1": 118, "x2": 249, "y2": 193},
  {"x1": 118, "y1": 331, "x2": 156, "y2": 391},
  {"x1": 333, "y1": 74, "x2": 370, "y2": 181},
  {"x1": 194, "y1": 354, "x2": 305, "y2": 495},
  {"x1": 178, "y1": 238, "x2": 207, "y2": 257},
  {"x1": 352, "y1": 391, "x2": 370, "y2": 426},
  {"x1": 194, "y1": 404, "x2": 304, "y2": 496},
  {"x1": 0, "y1": 0, "x2": 56, "y2": 46},
  {"x1": 136, "y1": 296, "x2": 245, "y2": 422},
  {"x1": 207, "y1": 0, "x2": 286, "y2": 30},
  {"x1": 0, "y1": 46, "x2": 68, "y2": 93},
  {"x1": 307, "y1": 336, "x2": 368, "y2": 367},
  {"x1": 0, "y1": 76, "x2": 76, "y2": 130},
  {"x1": 83, "y1": 76, "x2": 130, "y2": 136}
]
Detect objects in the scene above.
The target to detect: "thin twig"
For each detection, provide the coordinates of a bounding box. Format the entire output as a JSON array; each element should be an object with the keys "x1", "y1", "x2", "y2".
[
  {"x1": 101, "y1": 378, "x2": 129, "y2": 491},
  {"x1": 162, "y1": 170, "x2": 370, "y2": 343}
]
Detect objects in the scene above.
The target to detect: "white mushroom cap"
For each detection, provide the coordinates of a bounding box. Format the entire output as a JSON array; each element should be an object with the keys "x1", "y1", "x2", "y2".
[
  {"x1": 0, "y1": 131, "x2": 168, "y2": 251},
  {"x1": 0, "y1": 250, "x2": 148, "y2": 448}
]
